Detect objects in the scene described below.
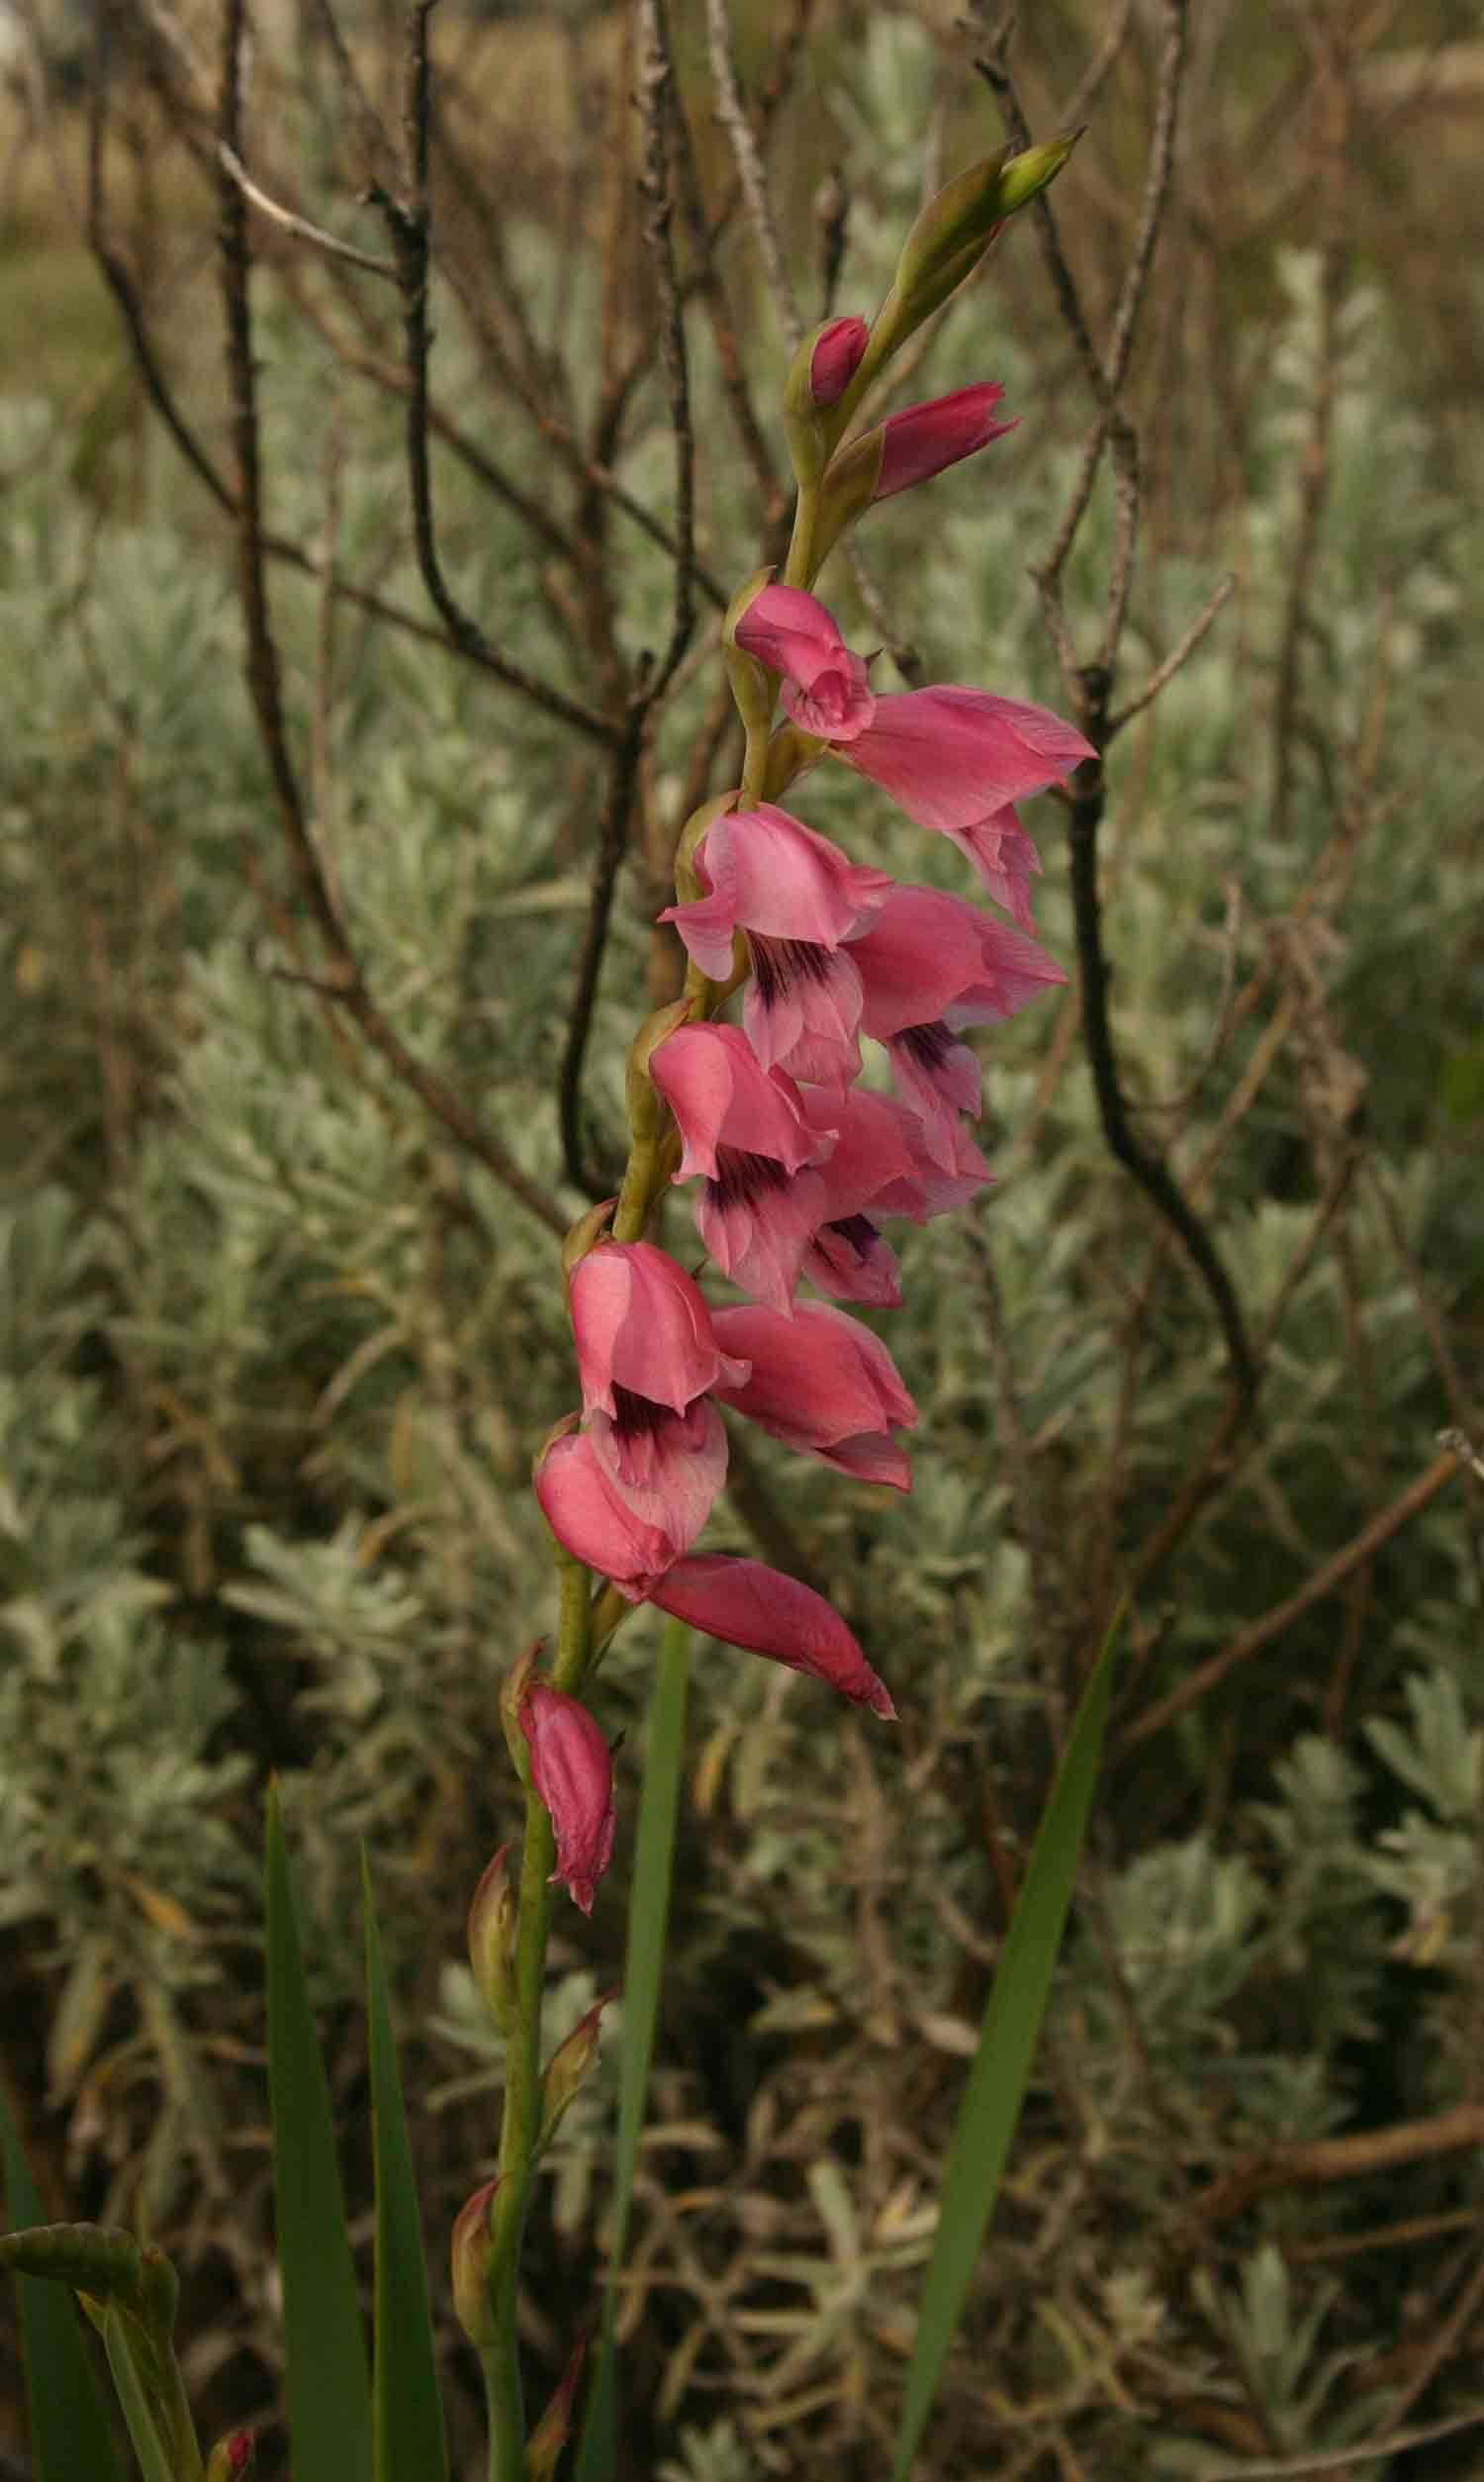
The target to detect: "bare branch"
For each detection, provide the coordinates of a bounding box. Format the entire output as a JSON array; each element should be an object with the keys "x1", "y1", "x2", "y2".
[
  {"x1": 1107, "y1": 572, "x2": 1235, "y2": 737},
  {"x1": 704, "y1": 0, "x2": 802, "y2": 353},
  {"x1": 633, "y1": 0, "x2": 697, "y2": 706},
  {"x1": 215, "y1": 0, "x2": 567, "y2": 1239},
  {"x1": 1120, "y1": 1441, "x2": 1470, "y2": 1754},
  {"x1": 216, "y1": 140, "x2": 399, "y2": 280}
]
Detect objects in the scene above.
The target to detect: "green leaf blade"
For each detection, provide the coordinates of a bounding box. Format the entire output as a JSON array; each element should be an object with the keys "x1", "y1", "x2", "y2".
[
  {"x1": 889, "y1": 1611, "x2": 1124, "y2": 2481},
  {"x1": 265, "y1": 1785, "x2": 375, "y2": 2482},
  {"x1": 362, "y1": 1848, "x2": 449, "y2": 2482},
  {"x1": 575, "y1": 1615, "x2": 692, "y2": 2482},
  {"x1": 1, "y1": 2096, "x2": 128, "y2": 2482}
]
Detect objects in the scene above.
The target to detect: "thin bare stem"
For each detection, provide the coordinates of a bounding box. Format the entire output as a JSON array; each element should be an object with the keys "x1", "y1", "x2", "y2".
[
  {"x1": 1120, "y1": 1442, "x2": 1470, "y2": 1754},
  {"x1": 1107, "y1": 572, "x2": 1235, "y2": 737},
  {"x1": 214, "y1": 0, "x2": 567, "y2": 1239},
  {"x1": 704, "y1": 0, "x2": 802, "y2": 353},
  {"x1": 216, "y1": 139, "x2": 399, "y2": 278}
]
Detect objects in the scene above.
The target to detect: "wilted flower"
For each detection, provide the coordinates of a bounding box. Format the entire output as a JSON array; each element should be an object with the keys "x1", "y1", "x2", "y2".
[{"x1": 518, "y1": 1683, "x2": 617, "y2": 1915}]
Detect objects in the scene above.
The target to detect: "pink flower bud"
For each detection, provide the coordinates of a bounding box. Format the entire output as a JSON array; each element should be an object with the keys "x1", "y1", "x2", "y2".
[
  {"x1": 539, "y1": 1989, "x2": 617, "y2": 2149},
  {"x1": 807, "y1": 315, "x2": 869, "y2": 408},
  {"x1": 466, "y1": 1843, "x2": 515, "y2": 2026},
  {"x1": 450, "y1": 2176, "x2": 502, "y2": 2345},
  {"x1": 206, "y1": 2433, "x2": 256, "y2": 2481},
  {"x1": 526, "y1": 2335, "x2": 589, "y2": 2481},
  {"x1": 649, "y1": 1554, "x2": 895, "y2": 1716},
  {"x1": 872, "y1": 384, "x2": 1017, "y2": 501},
  {"x1": 519, "y1": 1685, "x2": 616, "y2": 1915}
]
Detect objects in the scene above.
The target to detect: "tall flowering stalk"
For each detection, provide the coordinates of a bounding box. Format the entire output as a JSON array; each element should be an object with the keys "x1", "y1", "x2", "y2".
[{"x1": 458, "y1": 133, "x2": 1094, "y2": 2476}]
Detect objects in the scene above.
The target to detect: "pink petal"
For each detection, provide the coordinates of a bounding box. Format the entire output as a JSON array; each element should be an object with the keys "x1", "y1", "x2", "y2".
[
  {"x1": 696, "y1": 1160, "x2": 829, "y2": 1314},
  {"x1": 661, "y1": 806, "x2": 890, "y2": 976},
  {"x1": 884, "y1": 1022, "x2": 982, "y2": 1168},
  {"x1": 588, "y1": 1396, "x2": 728, "y2": 1546},
  {"x1": 649, "y1": 1555, "x2": 896, "y2": 1716},
  {"x1": 711, "y1": 1299, "x2": 917, "y2": 1457},
  {"x1": 943, "y1": 805, "x2": 1043, "y2": 929},
  {"x1": 650, "y1": 1023, "x2": 828, "y2": 1181},
  {"x1": 870, "y1": 384, "x2": 1016, "y2": 500},
  {"x1": 571, "y1": 1241, "x2": 746, "y2": 1418},
  {"x1": 519, "y1": 1684, "x2": 616, "y2": 1914},
  {"x1": 742, "y1": 939, "x2": 865, "y2": 1087},
  {"x1": 852, "y1": 883, "x2": 1064, "y2": 1036},
  {"x1": 803, "y1": 1216, "x2": 904, "y2": 1308},
  {"x1": 809, "y1": 316, "x2": 869, "y2": 407},
  {"x1": 840, "y1": 686, "x2": 1093, "y2": 834},
  {"x1": 734, "y1": 585, "x2": 876, "y2": 741},
  {"x1": 797, "y1": 1084, "x2": 920, "y2": 1222},
  {"x1": 534, "y1": 1427, "x2": 678, "y2": 1597},
  {"x1": 873, "y1": 1112, "x2": 994, "y2": 1221}
]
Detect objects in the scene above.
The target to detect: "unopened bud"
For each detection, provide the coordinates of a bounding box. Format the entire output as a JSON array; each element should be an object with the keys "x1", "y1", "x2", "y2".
[
  {"x1": 520, "y1": 1686, "x2": 616, "y2": 1916},
  {"x1": 466, "y1": 1844, "x2": 516, "y2": 2029},
  {"x1": 450, "y1": 2176, "x2": 502, "y2": 2347},
  {"x1": 796, "y1": 316, "x2": 869, "y2": 413},
  {"x1": 896, "y1": 136, "x2": 1077, "y2": 306},
  {"x1": 783, "y1": 317, "x2": 871, "y2": 490},
  {"x1": 538, "y1": 1991, "x2": 617, "y2": 2151},
  {"x1": 526, "y1": 2335, "x2": 589, "y2": 2480},
  {"x1": 895, "y1": 146, "x2": 1016, "y2": 300},
  {"x1": 814, "y1": 382, "x2": 1016, "y2": 568},
  {"x1": 206, "y1": 2431, "x2": 256, "y2": 2480},
  {"x1": 854, "y1": 134, "x2": 1081, "y2": 395}
]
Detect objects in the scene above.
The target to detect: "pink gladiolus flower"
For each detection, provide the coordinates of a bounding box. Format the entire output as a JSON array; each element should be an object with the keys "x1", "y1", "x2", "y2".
[
  {"x1": 535, "y1": 1423, "x2": 690, "y2": 1596},
  {"x1": 571, "y1": 1240, "x2": 748, "y2": 1418},
  {"x1": 731, "y1": 585, "x2": 875, "y2": 741},
  {"x1": 660, "y1": 806, "x2": 891, "y2": 1085},
  {"x1": 874, "y1": 1108, "x2": 994, "y2": 1221},
  {"x1": 711, "y1": 1300, "x2": 918, "y2": 1489},
  {"x1": 795, "y1": 1085, "x2": 992, "y2": 1297},
  {"x1": 568, "y1": 1243, "x2": 738, "y2": 1531},
  {"x1": 803, "y1": 1214, "x2": 904, "y2": 1308},
  {"x1": 649, "y1": 1555, "x2": 895, "y2": 1716},
  {"x1": 733, "y1": 585, "x2": 1094, "y2": 924},
  {"x1": 869, "y1": 383, "x2": 1017, "y2": 500},
  {"x1": 519, "y1": 1682, "x2": 616, "y2": 1914},
  {"x1": 835, "y1": 692, "x2": 1091, "y2": 924},
  {"x1": 790, "y1": 1084, "x2": 920, "y2": 1309},
  {"x1": 651, "y1": 1022, "x2": 838, "y2": 1311},
  {"x1": 851, "y1": 885, "x2": 1066, "y2": 1161},
  {"x1": 809, "y1": 315, "x2": 869, "y2": 407}
]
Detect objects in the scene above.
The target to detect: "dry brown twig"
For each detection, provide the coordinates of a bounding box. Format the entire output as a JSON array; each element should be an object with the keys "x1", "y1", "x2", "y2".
[
  {"x1": 970, "y1": 0, "x2": 1259, "y2": 1423},
  {"x1": 212, "y1": 0, "x2": 567, "y2": 1239}
]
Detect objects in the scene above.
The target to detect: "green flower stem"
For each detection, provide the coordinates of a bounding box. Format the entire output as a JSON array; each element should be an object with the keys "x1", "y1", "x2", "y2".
[
  {"x1": 611, "y1": 1134, "x2": 659, "y2": 1247},
  {"x1": 782, "y1": 480, "x2": 820, "y2": 590},
  {"x1": 739, "y1": 717, "x2": 771, "y2": 808},
  {"x1": 483, "y1": 1560, "x2": 594, "y2": 2481}
]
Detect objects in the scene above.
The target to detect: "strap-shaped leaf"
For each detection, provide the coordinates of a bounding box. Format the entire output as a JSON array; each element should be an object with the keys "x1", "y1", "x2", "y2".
[
  {"x1": 264, "y1": 1786, "x2": 374, "y2": 2480},
  {"x1": 1, "y1": 2095, "x2": 127, "y2": 2482},
  {"x1": 888, "y1": 1609, "x2": 1123, "y2": 2481},
  {"x1": 362, "y1": 1849, "x2": 449, "y2": 2482},
  {"x1": 575, "y1": 1617, "x2": 691, "y2": 2482},
  {"x1": 101, "y1": 2304, "x2": 179, "y2": 2482}
]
